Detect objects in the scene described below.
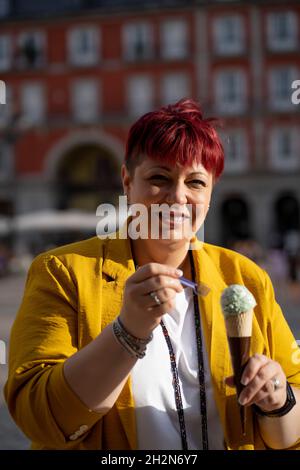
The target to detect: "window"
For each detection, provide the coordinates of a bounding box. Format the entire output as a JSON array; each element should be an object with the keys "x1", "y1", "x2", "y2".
[
  {"x1": 0, "y1": 143, "x2": 12, "y2": 180},
  {"x1": 160, "y1": 19, "x2": 188, "y2": 60},
  {"x1": 215, "y1": 69, "x2": 247, "y2": 114},
  {"x1": 221, "y1": 129, "x2": 248, "y2": 173},
  {"x1": 270, "y1": 128, "x2": 299, "y2": 171},
  {"x1": 21, "y1": 82, "x2": 46, "y2": 124},
  {"x1": 127, "y1": 75, "x2": 154, "y2": 117},
  {"x1": 0, "y1": 0, "x2": 9, "y2": 18},
  {"x1": 0, "y1": 35, "x2": 11, "y2": 71},
  {"x1": 213, "y1": 15, "x2": 245, "y2": 55},
  {"x1": 17, "y1": 31, "x2": 46, "y2": 69},
  {"x1": 68, "y1": 27, "x2": 99, "y2": 67},
  {"x1": 267, "y1": 12, "x2": 298, "y2": 51},
  {"x1": 71, "y1": 79, "x2": 99, "y2": 123},
  {"x1": 123, "y1": 22, "x2": 154, "y2": 61},
  {"x1": 161, "y1": 72, "x2": 190, "y2": 104},
  {"x1": 0, "y1": 79, "x2": 4, "y2": 104},
  {"x1": 269, "y1": 67, "x2": 297, "y2": 111}
]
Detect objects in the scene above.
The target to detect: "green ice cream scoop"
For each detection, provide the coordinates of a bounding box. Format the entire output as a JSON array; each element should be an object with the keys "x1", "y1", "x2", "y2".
[{"x1": 221, "y1": 284, "x2": 257, "y2": 317}]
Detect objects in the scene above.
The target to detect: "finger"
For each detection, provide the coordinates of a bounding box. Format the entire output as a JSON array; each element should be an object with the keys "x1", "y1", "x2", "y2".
[
  {"x1": 240, "y1": 354, "x2": 269, "y2": 386},
  {"x1": 133, "y1": 263, "x2": 183, "y2": 282},
  {"x1": 149, "y1": 287, "x2": 177, "y2": 303},
  {"x1": 138, "y1": 275, "x2": 183, "y2": 295},
  {"x1": 247, "y1": 373, "x2": 286, "y2": 408},
  {"x1": 239, "y1": 361, "x2": 281, "y2": 405},
  {"x1": 142, "y1": 288, "x2": 176, "y2": 307},
  {"x1": 146, "y1": 297, "x2": 177, "y2": 316},
  {"x1": 246, "y1": 381, "x2": 284, "y2": 408}
]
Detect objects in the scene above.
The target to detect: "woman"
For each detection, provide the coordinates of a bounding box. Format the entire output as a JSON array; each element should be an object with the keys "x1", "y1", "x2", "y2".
[{"x1": 5, "y1": 99, "x2": 300, "y2": 450}]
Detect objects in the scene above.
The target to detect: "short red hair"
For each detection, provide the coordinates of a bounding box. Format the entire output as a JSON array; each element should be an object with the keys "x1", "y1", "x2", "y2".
[{"x1": 125, "y1": 99, "x2": 224, "y2": 180}]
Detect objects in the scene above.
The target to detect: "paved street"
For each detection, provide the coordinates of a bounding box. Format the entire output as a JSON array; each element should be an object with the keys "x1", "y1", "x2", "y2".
[
  {"x1": 0, "y1": 273, "x2": 299, "y2": 449},
  {"x1": 0, "y1": 274, "x2": 30, "y2": 450}
]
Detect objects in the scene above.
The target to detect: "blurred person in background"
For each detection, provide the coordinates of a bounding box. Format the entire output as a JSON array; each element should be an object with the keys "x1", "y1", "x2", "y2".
[
  {"x1": 4, "y1": 100, "x2": 300, "y2": 450},
  {"x1": 283, "y1": 230, "x2": 300, "y2": 283}
]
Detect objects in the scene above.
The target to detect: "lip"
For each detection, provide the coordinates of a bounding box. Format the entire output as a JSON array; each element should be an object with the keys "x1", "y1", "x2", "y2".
[
  {"x1": 159, "y1": 213, "x2": 191, "y2": 227},
  {"x1": 159, "y1": 212, "x2": 190, "y2": 219}
]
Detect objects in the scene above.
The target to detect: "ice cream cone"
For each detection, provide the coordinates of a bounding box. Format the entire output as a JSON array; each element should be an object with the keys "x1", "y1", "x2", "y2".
[
  {"x1": 225, "y1": 309, "x2": 253, "y2": 338},
  {"x1": 221, "y1": 285, "x2": 256, "y2": 436}
]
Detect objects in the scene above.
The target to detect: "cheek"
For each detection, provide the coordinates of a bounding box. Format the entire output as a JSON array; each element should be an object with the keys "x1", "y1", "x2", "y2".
[
  {"x1": 130, "y1": 183, "x2": 161, "y2": 204},
  {"x1": 190, "y1": 191, "x2": 210, "y2": 209},
  {"x1": 141, "y1": 185, "x2": 163, "y2": 201},
  {"x1": 190, "y1": 192, "x2": 211, "y2": 225}
]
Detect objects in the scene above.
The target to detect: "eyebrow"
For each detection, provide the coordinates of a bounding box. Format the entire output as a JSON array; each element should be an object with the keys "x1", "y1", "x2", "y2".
[{"x1": 148, "y1": 166, "x2": 208, "y2": 177}]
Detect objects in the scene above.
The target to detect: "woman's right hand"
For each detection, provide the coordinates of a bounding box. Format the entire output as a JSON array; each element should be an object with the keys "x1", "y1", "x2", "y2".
[{"x1": 119, "y1": 263, "x2": 184, "y2": 339}]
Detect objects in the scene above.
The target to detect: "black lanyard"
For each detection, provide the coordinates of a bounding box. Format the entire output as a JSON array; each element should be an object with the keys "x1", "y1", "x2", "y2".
[
  {"x1": 160, "y1": 250, "x2": 208, "y2": 450},
  {"x1": 134, "y1": 251, "x2": 209, "y2": 450}
]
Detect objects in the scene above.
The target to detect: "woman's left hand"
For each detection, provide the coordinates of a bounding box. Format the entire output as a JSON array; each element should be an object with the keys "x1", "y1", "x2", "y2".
[{"x1": 225, "y1": 353, "x2": 287, "y2": 412}]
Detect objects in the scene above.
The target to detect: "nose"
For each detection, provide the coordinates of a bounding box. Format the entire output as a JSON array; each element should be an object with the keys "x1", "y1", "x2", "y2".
[{"x1": 166, "y1": 180, "x2": 188, "y2": 205}]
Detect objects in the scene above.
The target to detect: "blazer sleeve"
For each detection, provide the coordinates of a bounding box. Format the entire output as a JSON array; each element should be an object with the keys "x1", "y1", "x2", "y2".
[
  {"x1": 262, "y1": 269, "x2": 300, "y2": 388},
  {"x1": 262, "y1": 269, "x2": 300, "y2": 450},
  {"x1": 4, "y1": 254, "x2": 103, "y2": 449}
]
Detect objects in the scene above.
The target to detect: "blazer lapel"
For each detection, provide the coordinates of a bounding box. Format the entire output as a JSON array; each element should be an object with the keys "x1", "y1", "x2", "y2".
[{"x1": 101, "y1": 234, "x2": 137, "y2": 450}]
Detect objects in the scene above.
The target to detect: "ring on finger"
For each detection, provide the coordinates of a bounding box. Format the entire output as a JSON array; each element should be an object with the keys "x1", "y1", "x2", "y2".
[
  {"x1": 271, "y1": 376, "x2": 280, "y2": 392},
  {"x1": 149, "y1": 291, "x2": 161, "y2": 306}
]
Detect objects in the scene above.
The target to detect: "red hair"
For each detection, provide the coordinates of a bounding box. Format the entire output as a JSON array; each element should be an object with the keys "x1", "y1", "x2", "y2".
[{"x1": 125, "y1": 99, "x2": 224, "y2": 179}]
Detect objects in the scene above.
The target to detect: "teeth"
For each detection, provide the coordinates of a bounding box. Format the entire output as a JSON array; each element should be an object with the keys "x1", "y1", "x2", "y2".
[{"x1": 163, "y1": 216, "x2": 186, "y2": 224}]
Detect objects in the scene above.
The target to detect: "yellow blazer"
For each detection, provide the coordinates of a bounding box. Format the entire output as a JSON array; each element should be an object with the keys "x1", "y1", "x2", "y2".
[{"x1": 4, "y1": 234, "x2": 300, "y2": 450}]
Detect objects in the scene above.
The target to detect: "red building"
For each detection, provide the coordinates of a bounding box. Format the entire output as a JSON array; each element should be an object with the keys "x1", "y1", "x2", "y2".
[{"x1": 0, "y1": 0, "x2": 299, "y2": 254}]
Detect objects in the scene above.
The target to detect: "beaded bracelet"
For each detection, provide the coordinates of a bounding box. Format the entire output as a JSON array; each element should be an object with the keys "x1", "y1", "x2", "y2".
[
  {"x1": 112, "y1": 317, "x2": 153, "y2": 359},
  {"x1": 113, "y1": 322, "x2": 145, "y2": 358},
  {"x1": 117, "y1": 317, "x2": 153, "y2": 344}
]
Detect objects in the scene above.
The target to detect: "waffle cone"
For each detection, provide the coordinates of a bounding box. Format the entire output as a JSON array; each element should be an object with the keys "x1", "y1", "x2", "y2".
[{"x1": 225, "y1": 309, "x2": 253, "y2": 337}]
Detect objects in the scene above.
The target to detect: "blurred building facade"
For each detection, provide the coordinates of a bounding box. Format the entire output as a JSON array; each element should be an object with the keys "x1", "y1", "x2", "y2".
[{"x1": 0, "y1": 0, "x2": 299, "y2": 253}]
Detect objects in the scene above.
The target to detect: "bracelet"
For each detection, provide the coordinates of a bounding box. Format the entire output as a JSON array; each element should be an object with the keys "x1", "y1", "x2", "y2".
[
  {"x1": 117, "y1": 317, "x2": 153, "y2": 345},
  {"x1": 112, "y1": 317, "x2": 153, "y2": 359},
  {"x1": 113, "y1": 322, "x2": 145, "y2": 358},
  {"x1": 252, "y1": 382, "x2": 296, "y2": 418}
]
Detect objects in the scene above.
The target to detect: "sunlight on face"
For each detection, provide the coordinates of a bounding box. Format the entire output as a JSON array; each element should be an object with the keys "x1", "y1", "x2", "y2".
[{"x1": 122, "y1": 156, "x2": 214, "y2": 241}]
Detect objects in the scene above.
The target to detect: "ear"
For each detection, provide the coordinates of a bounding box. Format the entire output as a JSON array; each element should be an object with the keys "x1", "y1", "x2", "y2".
[{"x1": 121, "y1": 164, "x2": 131, "y2": 195}]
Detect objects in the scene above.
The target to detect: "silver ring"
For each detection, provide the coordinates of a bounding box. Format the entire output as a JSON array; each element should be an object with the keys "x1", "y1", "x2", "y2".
[
  {"x1": 149, "y1": 291, "x2": 161, "y2": 306},
  {"x1": 271, "y1": 377, "x2": 280, "y2": 392}
]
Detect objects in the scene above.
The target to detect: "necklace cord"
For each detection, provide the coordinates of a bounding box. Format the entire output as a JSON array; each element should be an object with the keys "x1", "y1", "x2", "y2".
[{"x1": 133, "y1": 253, "x2": 209, "y2": 450}]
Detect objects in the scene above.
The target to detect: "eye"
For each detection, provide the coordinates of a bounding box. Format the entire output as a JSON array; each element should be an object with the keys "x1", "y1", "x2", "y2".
[
  {"x1": 188, "y1": 179, "x2": 207, "y2": 188},
  {"x1": 148, "y1": 174, "x2": 169, "y2": 182}
]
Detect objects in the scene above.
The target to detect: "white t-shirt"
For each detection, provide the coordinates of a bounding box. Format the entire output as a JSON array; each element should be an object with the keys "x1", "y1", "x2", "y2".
[{"x1": 131, "y1": 287, "x2": 224, "y2": 450}]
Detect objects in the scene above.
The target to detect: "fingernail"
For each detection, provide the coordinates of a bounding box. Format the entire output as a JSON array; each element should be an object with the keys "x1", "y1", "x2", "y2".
[
  {"x1": 176, "y1": 269, "x2": 183, "y2": 276},
  {"x1": 239, "y1": 395, "x2": 247, "y2": 406},
  {"x1": 241, "y1": 377, "x2": 249, "y2": 386}
]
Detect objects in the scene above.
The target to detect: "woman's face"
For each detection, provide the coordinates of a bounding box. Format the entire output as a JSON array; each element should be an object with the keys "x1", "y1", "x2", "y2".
[{"x1": 122, "y1": 156, "x2": 214, "y2": 242}]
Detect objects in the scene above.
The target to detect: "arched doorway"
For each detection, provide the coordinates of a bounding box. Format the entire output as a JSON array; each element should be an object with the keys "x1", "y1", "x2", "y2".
[
  {"x1": 275, "y1": 193, "x2": 300, "y2": 241},
  {"x1": 221, "y1": 196, "x2": 251, "y2": 247},
  {"x1": 0, "y1": 199, "x2": 13, "y2": 217},
  {"x1": 56, "y1": 144, "x2": 122, "y2": 211}
]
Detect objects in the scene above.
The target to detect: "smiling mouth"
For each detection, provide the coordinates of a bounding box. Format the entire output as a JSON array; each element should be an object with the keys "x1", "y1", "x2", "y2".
[{"x1": 159, "y1": 212, "x2": 190, "y2": 225}]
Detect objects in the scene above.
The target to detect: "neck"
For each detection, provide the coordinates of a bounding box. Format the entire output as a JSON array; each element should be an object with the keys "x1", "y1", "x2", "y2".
[{"x1": 130, "y1": 238, "x2": 192, "y2": 280}]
